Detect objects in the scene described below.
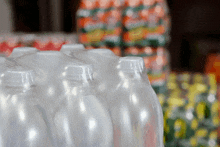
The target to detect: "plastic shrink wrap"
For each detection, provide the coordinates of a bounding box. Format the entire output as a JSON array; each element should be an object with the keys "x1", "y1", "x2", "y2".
[{"x1": 0, "y1": 44, "x2": 163, "y2": 147}]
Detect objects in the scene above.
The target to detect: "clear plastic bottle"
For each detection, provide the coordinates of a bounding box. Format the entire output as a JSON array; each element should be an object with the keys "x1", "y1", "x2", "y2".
[
  {"x1": 14, "y1": 51, "x2": 86, "y2": 146},
  {"x1": 105, "y1": 56, "x2": 163, "y2": 147},
  {"x1": 61, "y1": 46, "x2": 164, "y2": 146},
  {"x1": 0, "y1": 56, "x2": 20, "y2": 76},
  {"x1": 14, "y1": 51, "x2": 85, "y2": 113},
  {"x1": 76, "y1": 49, "x2": 117, "y2": 83},
  {"x1": 8, "y1": 47, "x2": 38, "y2": 58},
  {"x1": 64, "y1": 48, "x2": 121, "y2": 110},
  {"x1": 135, "y1": 55, "x2": 164, "y2": 145},
  {"x1": 0, "y1": 67, "x2": 53, "y2": 147},
  {"x1": 53, "y1": 64, "x2": 113, "y2": 147}
]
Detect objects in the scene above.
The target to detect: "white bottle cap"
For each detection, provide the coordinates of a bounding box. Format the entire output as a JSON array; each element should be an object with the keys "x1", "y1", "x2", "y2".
[
  {"x1": 9, "y1": 47, "x2": 38, "y2": 58},
  {"x1": 3, "y1": 67, "x2": 35, "y2": 87},
  {"x1": 60, "y1": 44, "x2": 85, "y2": 52},
  {"x1": 119, "y1": 57, "x2": 144, "y2": 73},
  {"x1": 63, "y1": 64, "x2": 93, "y2": 81}
]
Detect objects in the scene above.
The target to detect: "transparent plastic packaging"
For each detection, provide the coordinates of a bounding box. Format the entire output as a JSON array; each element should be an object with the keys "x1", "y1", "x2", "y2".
[
  {"x1": 63, "y1": 48, "x2": 120, "y2": 108},
  {"x1": 60, "y1": 44, "x2": 86, "y2": 56},
  {"x1": 0, "y1": 56, "x2": 20, "y2": 74},
  {"x1": 60, "y1": 44, "x2": 163, "y2": 146},
  {"x1": 1, "y1": 44, "x2": 164, "y2": 146},
  {"x1": 53, "y1": 64, "x2": 113, "y2": 147},
  {"x1": 14, "y1": 51, "x2": 85, "y2": 113},
  {"x1": 8, "y1": 47, "x2": 38, "y2": 58},
  {"x1": 0, "y1": 67, "x2": 53, "y2": 147},
  {"x1": 104, "y1": 56, "x2": 163, "y2": 147},
  {"x1": 14, "y1": 51, "x2": 86, "y2": 146}
]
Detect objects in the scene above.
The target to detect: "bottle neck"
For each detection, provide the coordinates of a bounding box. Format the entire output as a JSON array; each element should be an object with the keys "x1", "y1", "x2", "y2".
[{"x1": 62, "y1": 79, "x2": 92, "y2": 96}]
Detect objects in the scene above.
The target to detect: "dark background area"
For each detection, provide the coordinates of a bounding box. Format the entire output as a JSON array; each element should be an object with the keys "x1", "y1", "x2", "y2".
[
  {"x1": 167, "y1": 0, "x2": 220, "y2": 73},
  {"x1": 10, "y1": 0, "x2": 220, "y2": 72}
]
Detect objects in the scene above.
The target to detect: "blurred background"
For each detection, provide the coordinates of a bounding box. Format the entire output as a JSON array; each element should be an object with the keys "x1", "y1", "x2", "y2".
[
  {"x1": 2, "y1": 0, "x2": 220, "y2": 72},
  {"x1": 1, "y1": 0, "x2": 220, "y2": 146}
]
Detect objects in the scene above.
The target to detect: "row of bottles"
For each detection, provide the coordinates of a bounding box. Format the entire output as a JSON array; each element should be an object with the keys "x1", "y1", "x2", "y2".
[{"x1": 0, "y1": 44, "x2": 163, "y2": 146}]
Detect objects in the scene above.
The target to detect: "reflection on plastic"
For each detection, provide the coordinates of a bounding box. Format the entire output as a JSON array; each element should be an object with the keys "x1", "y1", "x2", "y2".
[{"x1": 0, "y1": 44, "x2": 164, "y2": 147}]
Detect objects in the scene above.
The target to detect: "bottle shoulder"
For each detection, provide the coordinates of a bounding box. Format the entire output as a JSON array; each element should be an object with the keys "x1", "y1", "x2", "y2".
[
  {"x1": 107, "y1": 80, "x2": 157, "y2": 117},
  {"x1": 0, "y1": 98, "x2": 50, "y2": 146},
  {"x1": 53, "y1": 95, "x2": 113, "y2": 146}
]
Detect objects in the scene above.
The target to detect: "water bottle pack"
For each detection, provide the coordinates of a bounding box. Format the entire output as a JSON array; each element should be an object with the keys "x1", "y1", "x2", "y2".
[{"x1": 0, "y1": 44, "x2": 164, "y2": 147}]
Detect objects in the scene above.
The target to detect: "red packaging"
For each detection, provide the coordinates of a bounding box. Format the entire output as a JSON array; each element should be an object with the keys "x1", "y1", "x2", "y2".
[
  {"x1": 111, "y1": 47, "x2": 121, "y2": 56},
  {"x1": 205, "y1": 54, "x2": 220, "y2": 83},
  {"x1": 124, "y1": 47, "x2": 141, "y2": 56},
  {"x1": 48, "y1": 34, "x2": 65, "y2": 51},
  {"x1": 3, "y1": 35, "x2": 22, "y2": 57},
  {"x1": 124, "y1": 0, "x2": 141, "y2": 7},
  {"x1": 80, "y1": 0, "x2": 97, "y2": 10},
  {"x1": 142, "y1": 0, "x2": 155, "y2": 6},
  {"x1": 33, "y1": 35, "x2": 50, "y2": 51},
  {"x1": 96, "y1": 0, "x2": 110, "y2": 9},
  {"x1": 0, "y1": 35, "x2": 4, "y2": 54},
  {"x1": 110, "y1": 0, "x2": 121, "y2": 8}
]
